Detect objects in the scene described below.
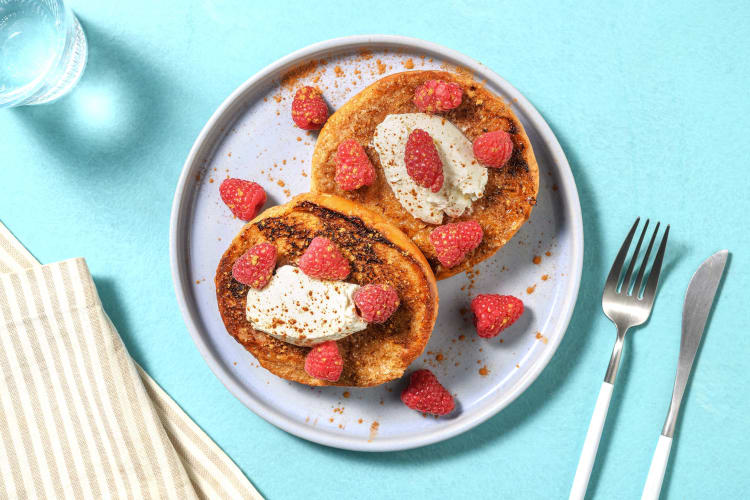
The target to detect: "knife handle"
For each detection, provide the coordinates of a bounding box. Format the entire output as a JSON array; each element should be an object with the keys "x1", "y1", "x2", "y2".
[
  {"x1": 641, "y1": 434, "x2": 673, "y2": 500},
  {"x1": 569, "y1": 381, "x2": 614, "y2": 500}
]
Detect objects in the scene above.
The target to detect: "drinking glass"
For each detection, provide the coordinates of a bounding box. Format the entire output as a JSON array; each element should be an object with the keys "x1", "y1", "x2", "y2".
[{"x1": 0, "y1": 0, "x2": 87, "y2": 107}]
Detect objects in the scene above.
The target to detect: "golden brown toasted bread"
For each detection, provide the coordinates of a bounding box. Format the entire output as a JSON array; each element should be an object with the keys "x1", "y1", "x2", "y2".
[
  {"x1": 311, "y1": 70, "x2": 539, "y2": 280},
  {"x1": 215, "y1": 193, "x2": 439, "y2": 387}
]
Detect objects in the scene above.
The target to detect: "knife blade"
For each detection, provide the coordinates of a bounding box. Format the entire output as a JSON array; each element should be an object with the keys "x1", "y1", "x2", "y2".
[{"x1": 663, "y1": 249, "x2": 728, "y2": 437}]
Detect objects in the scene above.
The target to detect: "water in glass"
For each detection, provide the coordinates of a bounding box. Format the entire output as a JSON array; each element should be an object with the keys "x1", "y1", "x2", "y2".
[{"x1": 0, "y1": 0, "x2": 87, "y2": 107}]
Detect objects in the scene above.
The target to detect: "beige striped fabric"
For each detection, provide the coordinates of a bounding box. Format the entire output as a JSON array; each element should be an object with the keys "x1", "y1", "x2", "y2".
[{"x1": 0, "y1": 222, "x2": 262, "y2": 500}]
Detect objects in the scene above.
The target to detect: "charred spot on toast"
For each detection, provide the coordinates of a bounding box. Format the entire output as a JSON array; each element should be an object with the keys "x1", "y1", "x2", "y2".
[
  {"x1": 297, "y1": 201, "x2": 394, "y2": 247},
  {"x1": 497, "y1": 116, "x2": 518, "y2": 135},
  {"x1": 256, "y1": 216, "x2": 311, "y2": 242},
  {"x1": 254, "y1": 201, "x2": 391, "y2": 271},
  {"x1": 228, "y1": 278, "x2": 248, "y2": 299},
  {"x1": 504, "y1": 143, "x2": 529, "y2": 175}
]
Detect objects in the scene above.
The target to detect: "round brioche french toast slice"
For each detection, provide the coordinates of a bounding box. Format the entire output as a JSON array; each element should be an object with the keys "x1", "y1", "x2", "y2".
[
  {"x1": 310, "y1": 70, "x2": 539, "y2": 280},
  {"x1": 215, "y1": 193, "x2": 439, "y2": 387}
]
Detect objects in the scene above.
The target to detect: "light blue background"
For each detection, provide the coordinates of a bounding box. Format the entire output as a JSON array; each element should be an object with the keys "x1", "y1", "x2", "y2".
[{"x1": 2, "y1": 1, "x2": 749, "y2": 498}]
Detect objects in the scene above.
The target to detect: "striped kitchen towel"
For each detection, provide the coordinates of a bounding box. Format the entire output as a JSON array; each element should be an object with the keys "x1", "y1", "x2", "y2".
[{"x1": 0, "y1": 222, "x2": 262, "y2": 500}]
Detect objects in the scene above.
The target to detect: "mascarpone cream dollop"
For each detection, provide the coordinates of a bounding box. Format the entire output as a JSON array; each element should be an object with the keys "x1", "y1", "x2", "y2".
[
  {"x1": 371, "y1": 113, "x2": 488, "y2": 224},
  {"x1": 245, "y1": 265, "x2": 367, "y2": 346}
]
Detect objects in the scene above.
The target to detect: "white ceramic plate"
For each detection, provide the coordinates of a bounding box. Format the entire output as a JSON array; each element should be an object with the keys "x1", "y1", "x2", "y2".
[{"x1": 170, "y1": 35, "x2": 583, "y2": 451}]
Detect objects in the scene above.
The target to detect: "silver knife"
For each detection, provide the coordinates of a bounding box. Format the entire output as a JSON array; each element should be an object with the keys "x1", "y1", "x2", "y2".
[{"x1": 641, "y1": 250, "x2": 729, "y2": 500}]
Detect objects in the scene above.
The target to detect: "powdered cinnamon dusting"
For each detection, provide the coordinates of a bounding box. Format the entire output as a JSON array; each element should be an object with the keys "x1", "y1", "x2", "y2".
[{"x1": 368, "y1": 421, "x2": 380, "y2": 442}]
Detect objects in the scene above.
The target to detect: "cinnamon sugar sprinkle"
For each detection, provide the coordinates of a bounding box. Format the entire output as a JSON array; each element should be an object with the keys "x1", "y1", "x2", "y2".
[
  {"x1": 368, "y1": 421, "x2": 380, "y2": 442},
  {"x1": 281, "y1": 59, "x2": 324, "y2": 90}
]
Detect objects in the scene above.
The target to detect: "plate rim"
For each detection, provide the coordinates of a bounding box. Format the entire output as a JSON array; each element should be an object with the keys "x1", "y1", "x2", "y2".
[{"x1": 169, "y1": 34, "x2": 584, "y2": 451}]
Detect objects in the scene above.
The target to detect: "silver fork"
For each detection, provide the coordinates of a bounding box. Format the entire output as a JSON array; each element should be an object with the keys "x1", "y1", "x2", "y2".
[{"x1": 570, "y1": 218, "x2": 670, "y2": 500}]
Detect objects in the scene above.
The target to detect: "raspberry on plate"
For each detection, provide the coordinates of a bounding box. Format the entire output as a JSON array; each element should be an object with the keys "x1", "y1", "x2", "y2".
[
  {"x1": 404, "y1": 129, "x2": 444, "y2": 193},
  {"x1": 335, "y1": 139, "x2": 376, "y2": 191},
  {"x1": 413, "y1": 79, "x2": 463, "y2": 113},
  {"x1": 354, "y1": 284, "x2": 400, "y2": 323},
  {"x1": 219, "y1": 178, "x2": 267, "y2": 221},
  {"x1": 401, "y1": 369, "x2": 455, "y2": 416},
  {"x1": 298, "y1": 236, "x2": 350, "y2": 280},
  {"x1": 473, "y1": 130, "x2": 513, "y2": 168},
  {"x1": 471, "y1": 294, "x2": 524, "y2": 338},
  {"x1": 304, "y1": 341, "x2": 343, "y2": 382},
  {"x1": 291, "y1": 86, "x2": 329, "y2": 130},
  {"x1": 231, "y1": 242, "x2": 277, "y2": 289},
  {"x1": 429, "y1": 220, "x2": 483, "y2": 268}
]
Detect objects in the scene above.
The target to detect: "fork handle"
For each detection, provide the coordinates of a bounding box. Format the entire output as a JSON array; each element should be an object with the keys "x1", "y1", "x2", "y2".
[
  {"x1": 569, "y1": 382, "x2": 614, "y2": 500},
  {"x1": 641, "y1": 434, "x2": 673, "y2": 500}
]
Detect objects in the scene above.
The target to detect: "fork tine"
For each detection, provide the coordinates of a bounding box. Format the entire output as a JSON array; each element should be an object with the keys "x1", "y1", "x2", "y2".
[
  {"x1": 604, "y1": 217, "x2": 640, "y2": 293},
  {"x1": 621, "y1": 219, "x2": 649, "y2": 294},
  {"x1": 633, "y1": 222, "x2": 660, "y2": 297},
  {"x1": 642, "y1": 225, "x2": 670, "y2": 304}
]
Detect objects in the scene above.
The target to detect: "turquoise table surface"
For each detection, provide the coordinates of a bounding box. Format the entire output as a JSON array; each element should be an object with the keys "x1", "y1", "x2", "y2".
[{"x1": 2, "y1": 1, "x2": 749, "y2": 498}]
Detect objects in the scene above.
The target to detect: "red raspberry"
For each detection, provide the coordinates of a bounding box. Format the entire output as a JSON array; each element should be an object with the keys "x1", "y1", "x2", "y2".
[
  {"x1": 429, "y1": 220, "x2": 483, "y2": 268},
  {"x1": 298, "y1": 236, "x2": 350, "y2": 280},
  {"x1": 291, "y1": 86, "x2": 329, "y2": 130},
  {"x1": 231, "y1": 242, "x2": 277, "y2": 289},
  {"x1": 473, "y1": 130, "x2": 513, "y2": 168},
  {"x1": 219, "y1": 178, "x2": 267, "y2": 220},
  {"x1": 413, "y1": 79, "x2": 463, "y2": 113},
  {"x1": 334, "y1": 139, "x2": 376, "y2": 191},
  {"x1": 404, "y1": 129, "x2": 444, "y2": 192},
  {"x1": 353, "y1": 284, "x2": 400, "y2": 323},
  {"x1": 401, "y1": 369, "x2": 454, "y2": 415},
  {"x1": 304, "y1": 341, "x2": 343, "y2": 382},
  {"x1": 471, "y1": 294, "x2": 524, "y2": 338}
]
